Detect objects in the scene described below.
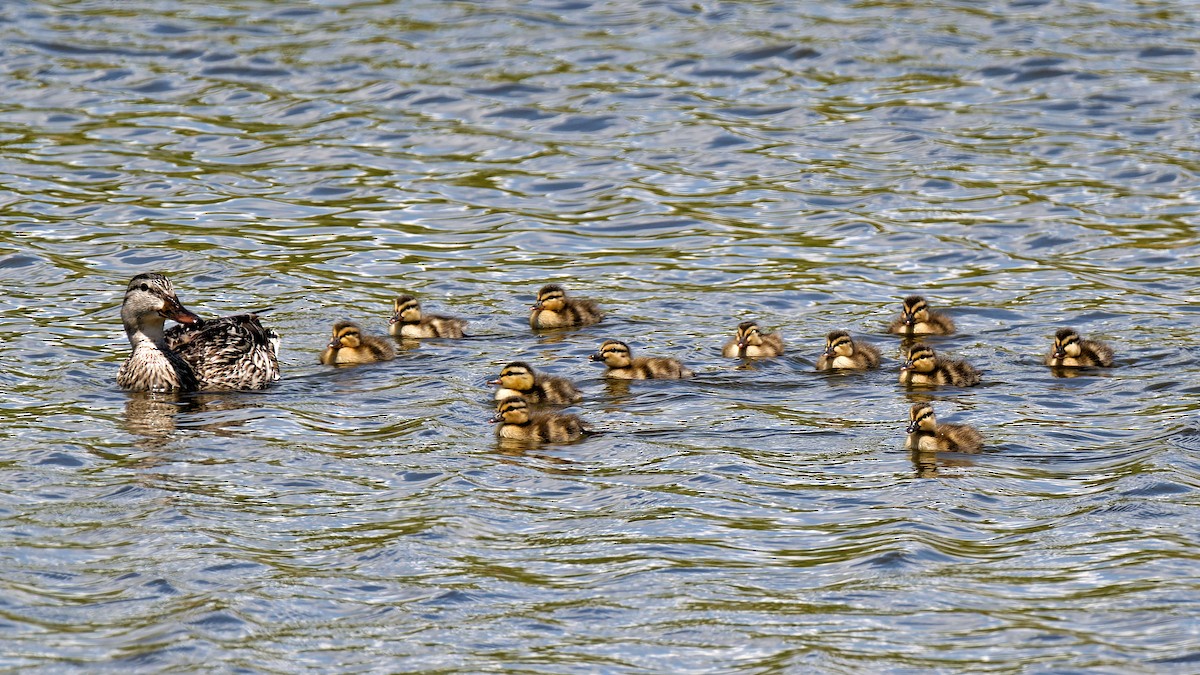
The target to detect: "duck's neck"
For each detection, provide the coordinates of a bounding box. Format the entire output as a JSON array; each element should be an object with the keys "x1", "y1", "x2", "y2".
[{"x1": 124, "y1": 310, "x2": 168, "y2": 350}]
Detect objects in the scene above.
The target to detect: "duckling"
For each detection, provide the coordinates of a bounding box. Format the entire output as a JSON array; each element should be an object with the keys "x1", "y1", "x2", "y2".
[
  {"x1": 899, "y1": 343, "x2": 980, "y2": 387},
  {"x1": 722, "y1": 321, "x2": 784, "y2": 358},
  {"x1": 488, "y1": 361, "x2": 583, "y2": 405},
  {"x1": 319, "y1": 321, "x2": 395, "y2": 365},
  {"x1": 816, "y1": 330, "x2": 882, "y2": 370},
  {"x1": 490, "y1": 395, "x2": 589, "y2": 443},
  {"x1": 529, "y1": 284, "x2": 603, "y2": 329},
  {"x1": 1045, "y1": 328, "x2": 1114, "y2": 368},
  {"x1": 589, "y1": 339, "x2": 694, "y2": 379},
  {"x1": 889, "y1": 295, "x2": 956, "y2": 336},
  {"x1": 905, "y1": 402, "x2": 983, "y2": 453},
  {"x1": 388, "y1": 294, "x2": 468, "y2": 339},
  {"x1": 117, "y1": 273, "x2": 280, "y2": 392}
]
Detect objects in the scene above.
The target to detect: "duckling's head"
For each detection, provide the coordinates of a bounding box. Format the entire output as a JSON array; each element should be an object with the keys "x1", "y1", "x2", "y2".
[
  {"x1": 390, "y1": 295, "x2": 421, "y2": 325},
  {"x1": 590, "y1": 339, "x2": 632, "y2": 368},
  {"x1": 487, "y1": 361, "x2": 536, "y2": 391},
  {"x1": 489, "y1": 395, "x2": 531, "y2": 425},
  {"x1": 906, "y1": 402, "x2": 937, "y2": 433},
  {"x1": 901, "y1": 343, "x2": 937, "y2": 373},
  {"x1": 735, "y1": 321, "x2": 764, "y2": 348},
  {"x1": 328, "y1": 321, "x2": 363, "y2": 350},
  {"x1": 823, "y1": 330, "x2": 854, "y2": 358},
  {"x1": 900, "y1": 295, "x2": 929, "y2": 326},
  {"x1": 122, "y1": 273, "x2": 200, "y2": 330},
  {"x1": 533, "y1": 284, "x2": 567, "y2": 312},
  {"x1": 1052, "y1": 328, "x2": 1081, "y2": 359}
]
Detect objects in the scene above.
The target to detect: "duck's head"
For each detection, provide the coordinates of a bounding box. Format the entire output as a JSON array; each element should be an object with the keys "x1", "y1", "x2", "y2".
[
  {"x1": 900, "y1": 295, "x2": 929, "y2": 326},
  {"x1": 590, "y1": 339, "x2": 631, "y2": 368},
  {"x1": 906, "y1": 402, "x2": 937, "y2": 434},
  {"x1": 390, "y1": 295, "x2": 421, "y2": 325},
  {"x1": 901, "y1": 343, "x2": 936, "y2": 373},
  {"x1": 823, "y1": 330, "x2": 854, "y2": 358},
  {"x1": 735, "y1": 321, "x2": 764, "y2": 348},
  {"x1": 490, "y1": 395, "x2": 531, "y2": 424},
  {"x1": 488, "y1": 361, "x2": 535, "y2": 390},
  {"x1": 1052, "y1": 328, "x2": 1081, "y2": 359},
  {"x1": 328, "y1": 321, "x2": 363, "y2": 350},
  {"x1": 122, "y1": 273, "x2": 200, "y2": 329},
  {"x1": 532, "y1": 284, "x2": 566, "y2": 312}
]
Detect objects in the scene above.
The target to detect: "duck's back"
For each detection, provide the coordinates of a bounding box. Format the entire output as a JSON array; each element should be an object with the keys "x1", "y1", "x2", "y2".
[{"x1": 165, "y1": 314, "x2": 280, "y2": 390}]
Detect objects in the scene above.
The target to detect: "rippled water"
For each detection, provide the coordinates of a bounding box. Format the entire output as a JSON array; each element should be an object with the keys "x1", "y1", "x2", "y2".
[{"x1": 2, "y1": 0, "x2": 1199, "y2": 670}]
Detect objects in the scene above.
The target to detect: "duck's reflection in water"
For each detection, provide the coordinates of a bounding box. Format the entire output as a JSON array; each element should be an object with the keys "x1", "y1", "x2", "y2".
[{"x1": 123, "y1": 391, "x2": 260, "y2": 444}]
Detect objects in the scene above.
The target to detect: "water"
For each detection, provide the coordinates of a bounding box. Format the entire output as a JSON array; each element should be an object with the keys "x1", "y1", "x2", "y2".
[{"x1": 2, "y1": 0, "x2": 1199, "y2": 671}]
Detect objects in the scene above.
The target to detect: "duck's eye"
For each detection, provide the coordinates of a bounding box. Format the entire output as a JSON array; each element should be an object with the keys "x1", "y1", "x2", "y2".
[{"x1": 139, "y1": 283, "x2": 149, "y2": 292}]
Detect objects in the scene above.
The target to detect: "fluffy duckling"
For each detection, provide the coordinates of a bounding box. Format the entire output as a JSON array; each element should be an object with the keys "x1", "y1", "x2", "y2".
[
  {"x1": 905, "y1": 402, "x2": 983, "y2": 453},
  {"x1": 722, "y1": 321, "x2": 784, "y2": 358},
  {"x1": 488, "y1": 361, "x2": 583, "y2": 405},
  {"x1": 889, "y1": 295, "x2": 956, "y2": 336},
  {"x1": 319, "y1": 321, "x2": 395, "y2": 365},
  {"x1": 590, "y1": 339, "x2": 693, "y2": 379},
  {"x1": 899, "y1": 343, "x2": 980, "y2": 387},
  {"x1": 1045, "y1": 328, "x2": 1114, "y2": 368},
  {"x1": 388, "y1": 294, "x2": 468, "y2": 339},
  {"x1": 490, "y1": 395, "x2": 589, "y2": 443},
  {"x1": 529, "y1": 284, "x2": 603, "y2": 329},
  {"x1": 816, "y1": 330, "x2": 881, "y2": 370}
]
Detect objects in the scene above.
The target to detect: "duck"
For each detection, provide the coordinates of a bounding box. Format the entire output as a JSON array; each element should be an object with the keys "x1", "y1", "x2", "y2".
[
  {"x1": 319, "y1": 321, "x2": 395, "y2": 365},
  {"x1": 1045, "y1": 328, "x2": 1114, "y2": 368},
  {"x1": 488, "y1": 361, "x2": 583, "y2": 405},
  {"x1": 905, "y1": 402, "x2": 983, "y2": 453},
  {"x1": 899, "y1": 343, "x2": 980, "y2": 387},
  {"x1": 722, "y1": 321, "x2": 784, "y2": 358},
  {"x1": 388, "y1": 294, "x2": 468, "y2": 339},
  {"x1": 589, "y1": 339, "x2": 694, "y2": 379},
  {"x1": 889, "y1": 295, "x2": 956, "y2": 336},
  {"x1": 529, "y1": 283, "x2": 603, "y2": 329},
  {"x1": 490, "y1": 395, "x2": 589, "y2": 443},
  {"x1": 117, "y1": 273, "x2": 280, "y2": 392},
  {"x1": 816, "y1": 330, "x2": 882, "y2": 370}
]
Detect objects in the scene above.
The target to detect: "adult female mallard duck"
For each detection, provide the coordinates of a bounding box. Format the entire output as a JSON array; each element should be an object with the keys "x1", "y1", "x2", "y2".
[
  {"x1": 816, "y1": 330, "x2": 881, "y2": 370},
  {"x1": 319, "y1": 321, "x2": 395, "y2": 365},
  {"x1": 889, "y1": 295, "x2": 956, "y2": 336},
  {"x1": 722, "y1": 321, "x2": 784, "y2": 358},
  {"x1": 389, "y1": 294, "x2": 468, "y2": 339},
  {"x1": 899, "y1": 343, "x2": 980, "y2": 387},
  {"x1": 529, "y1": 284, "x2": 603, "y2": 329},
  {"x1": 589, "y1": 339, "x2": 693, "y2": 379},
  {"x1": 490, "y1": 395, "x2": 589, "y2": 443},
  {"x1": 117, "y1": 273, "x2": 280, "y2": 392},
  {"x1": 905, "y1": 402, "x2": 983, "y2": 453},
  {"x1": 1045, "y1": 328, "x2": 1114, "y2": 368},
  {"x1": 488, "y1": 361, "x2": 583, "y2": 405}
]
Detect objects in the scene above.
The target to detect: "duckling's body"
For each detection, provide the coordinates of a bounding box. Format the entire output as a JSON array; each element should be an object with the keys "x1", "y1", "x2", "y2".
[
  {"x1": 1045, "y1": 328, "x2": 1114, "y2": 368},
  {"x1": 489, "y1": 361, "x2": 583, "y2": 405},
  {"x1": 490, "y1": 395, "x2": 588, "y2": 443},
  {"x1": 319, "y1": 321, "x2": 395, "y2": 365},
  {"x1": 899, "y1": 344, "x2": 980, "y2": 387},
  {"x1": 889, "y1": 295, "x2": 956, "y2": 336},
  {"x1": 905, "y1": 402, "x2": 983, "y2": 453},
  {"x1": 590, "y1": 339, "x2": 693, "y2": 379},
  {"x1": 816, "y1": 330, "x2": 881, "y2": 370},
  {"x1": 389, "y1": 295, "x2": 467, "y2": 339},
  {"x1": 529, "y1": 284, "x2": 603, "y2": 329},
  {"x1": 722, "y1": 321, "x2": 784, "y2": 358},
  {"x1": 117, "y1": 273, "x2": 280, "y2": 392}
]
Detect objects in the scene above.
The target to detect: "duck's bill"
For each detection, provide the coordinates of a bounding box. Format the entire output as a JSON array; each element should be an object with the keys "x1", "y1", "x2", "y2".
[{"x1": 162, "y1": 300, "x2": 200, "y2": 325}]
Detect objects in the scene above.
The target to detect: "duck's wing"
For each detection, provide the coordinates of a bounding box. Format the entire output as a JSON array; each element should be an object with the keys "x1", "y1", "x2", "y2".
[{"x1": 165, "y1": 314, "x2": 280, "y2": 390}]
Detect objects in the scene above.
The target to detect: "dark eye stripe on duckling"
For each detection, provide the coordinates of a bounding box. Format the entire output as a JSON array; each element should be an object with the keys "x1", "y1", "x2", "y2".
[
  {"x1": 396, "y1": 300, "x2": 419, "y2": 312},
  {"x1": 829, "y1": 336, "x2": 851, "y2": 349},
  {"x1": 499, "y1": 398, "x2": 528, "y2": 413},
  {"x1": 501, "y1": 366, "x2": 530, "y2": 377}
]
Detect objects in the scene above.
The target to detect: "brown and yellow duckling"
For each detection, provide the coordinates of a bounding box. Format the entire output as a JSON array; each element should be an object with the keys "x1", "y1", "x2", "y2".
[
  {"x1": 722, "y1": 321, "x2": 784, "y2": 358},
  {"x1": 529, "y1": 283, "x2": 603, "y2": 329},
  {"x1": 1045, "y1": 328, "x2": 1114, "y2": 368},
  {"x1": 889, "y1": 295, "x2": 956, "y2": 336},
  {"x1": 905, "y1": 402, "x2": 983, "y2": 453},
  {"x1": 490, "y1": 395, "x2": 589, "y2": 443},
  {"x1": 388, "y1": 294, "x2": 468, "y2": 339},
  {"x1": 488, "y1": 361, "x2": 583, "y2": 405},
  {"x1": 589, "y1": 339, "x2": 694, "y2": 379},
  {"x1": 319, "y1": 321, "x2": 395, "y2": 365},
  {"x1": 816, "y1": 330, "x2": 881, "y2": 370},
  {"x1": 899, "y1": 343, "x2": 980, "y2": 387}
]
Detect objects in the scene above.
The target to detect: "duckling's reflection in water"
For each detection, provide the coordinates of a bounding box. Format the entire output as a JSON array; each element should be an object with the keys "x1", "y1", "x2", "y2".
[{"x1": 910, "y1": 448, "x2": 977, "y2": 478}]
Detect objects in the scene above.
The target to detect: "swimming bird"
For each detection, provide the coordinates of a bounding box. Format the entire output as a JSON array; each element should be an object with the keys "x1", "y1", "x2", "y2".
[
  {"x1": 1045, "y1": 328, "x2": 1114, "y2": 368},
  {"x1": 488, "y1": 361, "x2": 583, "y2": 405},
  {"x1": 899, "y1": 343, "x2": 980, "y2": 387},
  {"x1": 722, "y1": 321, "x2": 784, "y2": 358},
  {"x1": 388, "y1": 294, "x2": 468, "y2": 339},
  {"x1": 589, "y1": 339, "x2": 693, "y2": 379},
  {"x1": 490, "y1": 395, "x2": 589, "y2": 443},
  {"x1": 529, "y1": 284, "x2": 603, "y2": 329},
  {"x1": 319, "y1": 321, "x2": 395, "y2": 365},
  {"x1": 889, "y1": 295, "x2": 956, "y2": 336},
  {"x1": 905, "y1": 402, "x2": 983, "y2": 453},
  {"x1": 117, "y1": 272, "x2": 280, "y2": 392},
  {"x1": 816, "y1": 330, "x2": 881, "y2": 370}
]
